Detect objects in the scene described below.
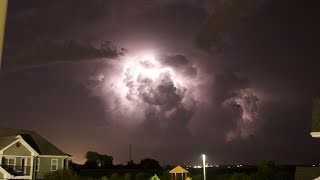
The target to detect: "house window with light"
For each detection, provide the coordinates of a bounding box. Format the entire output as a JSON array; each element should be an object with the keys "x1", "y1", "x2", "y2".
[{"x1": 51, "y1": 159, "x2": 58, "y2": 171}]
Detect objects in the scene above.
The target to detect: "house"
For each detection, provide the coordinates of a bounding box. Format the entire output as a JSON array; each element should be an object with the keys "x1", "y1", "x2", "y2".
[
  {"x1": 297, "y1": 99, "x2": 320, "y2": 180},
  {"x1": 295, "y1": 166, "x2": 320, "y2": 180},
  {"x1": 0, "y1": 127, "x2": 71, "y2": 180},
  {"x1": 311, "y1": 99, "x2": 320, "y2": 138}
]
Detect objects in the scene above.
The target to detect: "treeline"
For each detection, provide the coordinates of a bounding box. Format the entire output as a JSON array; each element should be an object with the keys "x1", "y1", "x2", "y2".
[
  {"x1": 71, "y1": 151, "x2": 162, "y2": 170},
  {"x1": 47, "y1": 151, "x2": 294, "y2": 180}
]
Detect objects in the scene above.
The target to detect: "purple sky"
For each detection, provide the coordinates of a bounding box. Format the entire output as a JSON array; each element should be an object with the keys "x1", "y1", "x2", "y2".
[{"x1": 1, "y1": 0, "x2": 320, "y2": 165}]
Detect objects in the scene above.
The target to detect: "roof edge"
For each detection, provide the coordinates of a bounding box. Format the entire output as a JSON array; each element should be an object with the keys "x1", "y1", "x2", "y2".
[{"x1": 310, "y1": 132, "x2": 320, "y2": 138}]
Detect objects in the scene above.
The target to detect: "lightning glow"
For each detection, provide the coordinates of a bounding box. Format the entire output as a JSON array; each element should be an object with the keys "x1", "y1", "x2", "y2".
[
  {"x1": 95, "y1": 53, "x2": 195, "y2": 128},
  {"x1": 122, "y1": 54, "x2": 184, "y2": 88}
]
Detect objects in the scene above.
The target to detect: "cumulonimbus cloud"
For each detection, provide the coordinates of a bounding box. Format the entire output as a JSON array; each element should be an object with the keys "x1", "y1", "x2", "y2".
[{"x1": 86, "y1": 53, "x2": 262, "y2": 144}]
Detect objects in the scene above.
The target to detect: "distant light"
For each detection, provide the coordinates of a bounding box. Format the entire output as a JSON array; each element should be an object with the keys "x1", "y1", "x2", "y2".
[{"x1": 313, "y1": 165, "x2": 316, "y2": 167}]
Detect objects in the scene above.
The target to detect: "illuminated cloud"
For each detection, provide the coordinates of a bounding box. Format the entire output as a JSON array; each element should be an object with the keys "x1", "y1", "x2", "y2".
[
  {"x1": 84, "y1": 52, "x2": 208, "y2": 151},
  {"x1": 86, "y1": 52, "x2": 263, "y2": 145},
  {"x1": 223, "y1": 89, "x2": 260, "y2": 141}
]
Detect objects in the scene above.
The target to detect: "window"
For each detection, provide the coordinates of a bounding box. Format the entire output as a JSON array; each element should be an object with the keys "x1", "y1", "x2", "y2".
[
  {"x1": 51, "y1": 159, "x2": 58, "y2": 171},
  {"x1": 36, "y1": 158, "x2": 40, "y2": 171},
  {"x1": 16, "y1": 142, "x2": 20, "y2": 148},
  {"x1": 4, "y1": 158, "x2": 15, "y2": 166}
]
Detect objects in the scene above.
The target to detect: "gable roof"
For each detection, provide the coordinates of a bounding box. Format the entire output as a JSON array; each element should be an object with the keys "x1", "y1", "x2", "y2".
[
  {"x1": 0, "y1": 127, "x2": 70, "y2": 156},
  {"x1": 169, "y1": 166, "x2": 189, "y2": 174},
  {"x1": 0, "y1": 166, "x2": 14, "y2": 179}
]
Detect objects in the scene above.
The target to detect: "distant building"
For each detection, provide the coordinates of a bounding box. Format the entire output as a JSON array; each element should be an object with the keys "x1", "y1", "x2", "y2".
[
  {"x1": 298, "y1": 99, "x2": 320, "y2": 180},
  {"x1": 0, "y1": 127, "x2": 71, "y2": 180},
  {"x1": 311, "y1": 99, "x2": 320, "y2": 138},
  {"x1": 295, "y1": 166, "x2": 320, "y2": 180}
]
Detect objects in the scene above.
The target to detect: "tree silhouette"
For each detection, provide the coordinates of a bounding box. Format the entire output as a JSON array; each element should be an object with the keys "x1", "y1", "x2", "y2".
[
  {"x1": 99, "y1": 154, "x2": 113, "y2": 168},
  {"x1": 84, "y1": 151, "x2": 113, "y2": 169},
  {"x1": 139, "y1": 158, "x2": 161, "y2": 169},
  {"x1": 84, "y1": 151, "x2": 100, "y2": 168}
]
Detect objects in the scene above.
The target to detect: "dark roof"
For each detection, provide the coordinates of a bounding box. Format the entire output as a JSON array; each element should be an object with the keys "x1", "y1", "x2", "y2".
[
  {"x1": 0, "y1": 136, "x2": 16, "y2": 150},
  {"x1": 312, "y1": 99, "x2": 320, "y2": 132},
  {"x1": 0, "y1": 127, "x2": 70, "y2": 156}
]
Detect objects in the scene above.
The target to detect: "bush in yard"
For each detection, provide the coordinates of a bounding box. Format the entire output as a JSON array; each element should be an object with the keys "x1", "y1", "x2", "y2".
[
  {"x1": 111, "y1": 173, "x2": 121, "y2": 180},
  {"x1": 160, "y1": 171, "x2": 170, "y2": 180},
  {"x1": 44, "y1": 169, "x2": 80, "y2": 180},
  {"x1": 123, "y1": 173, "x2": 132, "y2": 180},
  {"x1": 149, "y1": 174, "x2": 160, "y2": 180},
  {"x1": 135, "y1": 172, "x2": 151, "y2": 180},
  {"x1": 102, "y1": 176, "x2": 109, "y2": 180}
]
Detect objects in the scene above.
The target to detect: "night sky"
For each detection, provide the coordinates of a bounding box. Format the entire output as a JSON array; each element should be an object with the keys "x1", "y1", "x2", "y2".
[{"x1": 1, "y1": 0, "x2": 320, "y2": 165}]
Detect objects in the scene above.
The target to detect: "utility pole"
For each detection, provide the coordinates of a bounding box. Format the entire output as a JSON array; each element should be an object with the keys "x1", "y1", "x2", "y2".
[
  {"x1": 0, "y1": 0, "x2": 8, "y2": 70},
  {"x1": 129, "y1": 144, "x2": 132, "y2": 162}
]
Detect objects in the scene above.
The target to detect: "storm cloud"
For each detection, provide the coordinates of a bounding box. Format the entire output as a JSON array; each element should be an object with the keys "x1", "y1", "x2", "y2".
[
  {"x1": 222, "y1": 89, "x2": 260, "y2": 141},
  {"x1": 1, "y1": 0, "x2": 320, "y2": 165},
  {"x1": 2, "y1": 40, "x2": 126, "y2": 72},
  {"x1": 86, "y1": 52, "x2": 262, "y2": 150}
]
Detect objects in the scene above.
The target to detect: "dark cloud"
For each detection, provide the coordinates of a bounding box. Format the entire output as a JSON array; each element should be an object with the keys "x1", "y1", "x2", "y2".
[
  {"x1": 196, "y1": 0, "x2": 257, "y2": 51},
  {"x1": 191, "y1": 70, "x2": 261, "y2": 142},
  {"x1": 3, "y1": 40, "x2": 126, "y2": 72},
  {"x1": 6, "y1": 0, "x2": 107, "y2": 39},
  {"x1": 0, "y1": 64, "x2": 108, "y2": 162},
  {"x1": 213, "y1": 71, "x2": 249, "y2": 103}
]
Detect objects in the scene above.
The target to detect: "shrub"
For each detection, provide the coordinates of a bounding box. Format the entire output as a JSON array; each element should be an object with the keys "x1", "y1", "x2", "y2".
[
  {"x1": 102, "y1": 176, "x2": 109, "y2": 180},
  {"x1": 124, "y1": 173, "x2": 132, "y2": 180},
  {"x1": 110, "y1": 173, "x2": 120, "y2": 180},
  {"x1": 160, "y1": 172, "x2": 170, "y2": 180},
  {"x1": 44, "y1": 169, "x2": 80, "y2": 180},
  {"x1": 135, "y1": 172, "x2": 151, "y2": 180},
  {"x1": 149, "y1": 174, "x2": 160, "y2": 180}
]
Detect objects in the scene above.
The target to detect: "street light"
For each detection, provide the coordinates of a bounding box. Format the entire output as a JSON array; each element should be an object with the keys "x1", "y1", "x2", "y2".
[{"x1": 202, "y1": 154, "x2": 206, "y2": 180}]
